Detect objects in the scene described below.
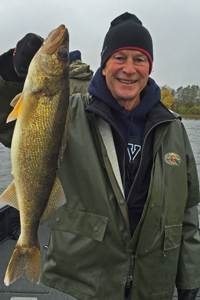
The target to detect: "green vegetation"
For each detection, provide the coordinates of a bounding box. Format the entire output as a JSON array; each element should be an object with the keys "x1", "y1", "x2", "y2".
[{"x1": 160, "y1": 85, "x2": 200, "y2": 116}]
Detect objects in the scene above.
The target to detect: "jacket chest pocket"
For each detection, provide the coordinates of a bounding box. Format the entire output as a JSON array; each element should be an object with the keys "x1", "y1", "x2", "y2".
[{"x1": 164, "y1": 224, "x2": 182, "y2": 250}]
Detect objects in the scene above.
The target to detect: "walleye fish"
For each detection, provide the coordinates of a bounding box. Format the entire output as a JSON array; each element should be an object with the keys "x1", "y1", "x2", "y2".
[{"x1": 0, "y1": 24, "x2": 70, "y2": 286}]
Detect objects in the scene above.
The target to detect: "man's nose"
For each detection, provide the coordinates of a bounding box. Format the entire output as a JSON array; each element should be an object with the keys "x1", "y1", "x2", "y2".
[{"x1": 123, "y1": 59, "x2": 136, "y2": 74}]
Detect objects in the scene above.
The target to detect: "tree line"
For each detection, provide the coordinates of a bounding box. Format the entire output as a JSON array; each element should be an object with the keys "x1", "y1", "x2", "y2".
[{"x1": 161, "y1": 84, "x2": 200, "y2": 115}]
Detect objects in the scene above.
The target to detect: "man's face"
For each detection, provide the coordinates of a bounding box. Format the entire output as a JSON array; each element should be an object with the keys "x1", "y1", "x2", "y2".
[{"x1": 102, "y1": 50, "x2": 150, "y2": 110}]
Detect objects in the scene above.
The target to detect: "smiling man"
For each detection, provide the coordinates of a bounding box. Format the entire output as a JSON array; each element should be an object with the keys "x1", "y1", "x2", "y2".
[
  {"x1": 86, "y1": 12, "x2": 200, "y2": 300},
  {"x1": 0, "y1": 12, "x2": 200, "y2": 300}
]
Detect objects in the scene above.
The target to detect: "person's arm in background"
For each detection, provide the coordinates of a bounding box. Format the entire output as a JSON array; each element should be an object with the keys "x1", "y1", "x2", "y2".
[{"x1": 0, "y1": 33, "x2": 43, "y2": 147}]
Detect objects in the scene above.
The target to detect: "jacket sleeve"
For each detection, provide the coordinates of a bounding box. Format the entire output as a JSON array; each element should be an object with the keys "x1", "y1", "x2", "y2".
[
  {"x1": 176, "y1": 123, "x2": 200, "y2": 290},
  {"x1": 0, "y1": 49, "x2": 24, "y2": 147}
]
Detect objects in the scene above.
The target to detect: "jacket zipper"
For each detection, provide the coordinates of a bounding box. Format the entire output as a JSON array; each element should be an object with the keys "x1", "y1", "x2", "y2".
[{"x1": 125, "y1": 254, "x2": 135, "y2": 288}]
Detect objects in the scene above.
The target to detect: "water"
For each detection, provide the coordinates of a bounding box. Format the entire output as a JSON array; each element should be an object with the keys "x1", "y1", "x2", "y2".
[
  {"x1": 181, "y1": 119, "x2": 200, "y2": 180},
  {"x1": 0, "y1": 144, "x2": 11, "y2": 209},
  {"x1": 0, "y1": 118, "x2": 200, "y2": 211}
]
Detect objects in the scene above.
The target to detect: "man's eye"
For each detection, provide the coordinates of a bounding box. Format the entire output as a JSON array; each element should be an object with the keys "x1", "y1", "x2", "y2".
[
  {"x1": 134, "y1": 57, "x2": 148, "y2": 66},
  {"x1": 116, "y1": 56, "x2": 123, "y2": 60},
  {"x1": 136, "y1": 58, "x2": 143, "y2": 62},
  {"x1": 115, "y1": 56, "x2": 125, "y2": 63}
]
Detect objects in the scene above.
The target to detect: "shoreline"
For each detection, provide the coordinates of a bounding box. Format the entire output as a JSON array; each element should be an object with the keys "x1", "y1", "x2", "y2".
[{"x1": 180, "y1": 114, "x2": 200, "y2": 119}]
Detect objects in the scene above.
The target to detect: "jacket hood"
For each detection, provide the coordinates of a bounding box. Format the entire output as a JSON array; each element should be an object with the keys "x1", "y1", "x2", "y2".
[{"x1": 70, "y1": 60, "x2": 93, "y2": 81}]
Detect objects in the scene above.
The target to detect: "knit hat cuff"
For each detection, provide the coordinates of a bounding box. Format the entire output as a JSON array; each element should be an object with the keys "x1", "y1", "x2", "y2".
[{"x1": 108, "y1": 47, "x2": 153, "y2": 74}]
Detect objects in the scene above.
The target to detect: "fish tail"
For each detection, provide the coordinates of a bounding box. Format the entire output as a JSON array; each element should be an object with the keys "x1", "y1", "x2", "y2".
[{"x1": 4, "y1": 240, "x2": 41, "y2": 286}]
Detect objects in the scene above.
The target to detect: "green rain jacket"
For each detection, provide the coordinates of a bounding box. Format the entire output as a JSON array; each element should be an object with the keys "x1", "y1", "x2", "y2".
[
  {"x1": 0, "y1": 75, "x2": 200, "y2": 300},
  {"x1": 41, "y1": 93, "x2": 200, "y2": 300}
]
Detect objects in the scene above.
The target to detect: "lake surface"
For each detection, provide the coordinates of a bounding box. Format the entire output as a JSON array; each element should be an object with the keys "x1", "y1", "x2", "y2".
[
  {"x1": 0, "y1": 118, "x2": 200, "y2": 217},
  {"x1": 0, "y1": 145, "x2": 11, "y2": 207}
]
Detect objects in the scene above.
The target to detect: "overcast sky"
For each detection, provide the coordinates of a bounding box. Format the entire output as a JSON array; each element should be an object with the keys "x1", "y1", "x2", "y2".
[{"x1": 0, "y1": 0, "x2": 200, "y2": 90}]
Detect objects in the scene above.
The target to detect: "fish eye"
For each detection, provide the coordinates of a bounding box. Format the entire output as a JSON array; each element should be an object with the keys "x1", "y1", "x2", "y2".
[{"x1": 58, "y1": 47, "x2": 68, "y2": 59}]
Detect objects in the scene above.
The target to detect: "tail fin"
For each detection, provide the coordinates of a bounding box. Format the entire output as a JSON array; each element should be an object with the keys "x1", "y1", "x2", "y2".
[{"x1": 4, "y1": 240, "x2": 41, "y2": 286}]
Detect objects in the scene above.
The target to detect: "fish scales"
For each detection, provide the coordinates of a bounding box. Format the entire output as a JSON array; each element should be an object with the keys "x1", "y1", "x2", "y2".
[
  {"x1": 16, "y1": 96, "x2": 66, "y2": 232},
  {"x1": 0, "y1": 24, "x2": 70, "y2": 286}
]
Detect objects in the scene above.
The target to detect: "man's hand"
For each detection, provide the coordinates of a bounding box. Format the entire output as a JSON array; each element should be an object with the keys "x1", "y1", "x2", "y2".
[
  {"x1": 178, "y1": 288, "x2": 199, "y2": 300},
  {"x1": 13, "y1": 33, "x2": 44, "y2": 78}
]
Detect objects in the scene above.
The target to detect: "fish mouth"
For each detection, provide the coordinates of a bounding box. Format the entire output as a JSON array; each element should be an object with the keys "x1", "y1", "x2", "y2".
[
  {"x1": 48, "y1": 25, "x2": 67, "y2": 45},
  {"x1": 118, "y1": 79, "x2": 137, "y2": 84},
  {"x1": 43, "y1": 24, "x2": 69, "y2": 55}
]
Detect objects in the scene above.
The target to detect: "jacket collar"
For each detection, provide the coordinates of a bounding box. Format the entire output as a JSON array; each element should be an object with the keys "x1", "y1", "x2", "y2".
[
  {"x1": 143, "y1": 101, "x2": 178, "y2": 137},
  {"x1": 86, "y1": 96, "x2": 120, "y2": 135}
]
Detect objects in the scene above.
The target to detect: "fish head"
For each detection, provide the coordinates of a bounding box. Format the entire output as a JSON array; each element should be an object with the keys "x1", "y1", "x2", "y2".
[{"x1": 29, "y1": 24, "x2": 69, "y2": 84}]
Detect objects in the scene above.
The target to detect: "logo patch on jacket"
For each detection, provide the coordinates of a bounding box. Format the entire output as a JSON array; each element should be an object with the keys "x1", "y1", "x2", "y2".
[{"x1": 165, "y1": 153, "x2": 181, "y2": 166}]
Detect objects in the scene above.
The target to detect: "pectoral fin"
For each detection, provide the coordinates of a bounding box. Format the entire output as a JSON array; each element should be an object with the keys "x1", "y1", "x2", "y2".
[
  {"x1": 0, "y1": 181, "x2": 19, "y2": 210},
  {"x1": 7, "y1": 93, "x2": 24, "y2": 123},
  {"x1": 40, "y1": 176, "x2": 66, "y2": 224},
  {"x1": 10, "y1": 93, "x2": 22, "y2": 108}
]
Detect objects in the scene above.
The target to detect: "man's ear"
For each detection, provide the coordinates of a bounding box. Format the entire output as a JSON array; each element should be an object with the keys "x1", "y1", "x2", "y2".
[{"x1": 102, "y1": 67, "x2": 106, "y2": 76}]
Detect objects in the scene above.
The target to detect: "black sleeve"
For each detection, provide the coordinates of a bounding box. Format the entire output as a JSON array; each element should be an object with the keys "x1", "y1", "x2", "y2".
[{"x1": 0, "y1": 49, "x2": 24, "y2": 147}]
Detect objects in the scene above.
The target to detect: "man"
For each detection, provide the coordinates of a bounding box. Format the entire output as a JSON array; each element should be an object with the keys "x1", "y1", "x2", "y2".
[{"x1": 0, "y1": 12, "x2": 200, "y2": 300}]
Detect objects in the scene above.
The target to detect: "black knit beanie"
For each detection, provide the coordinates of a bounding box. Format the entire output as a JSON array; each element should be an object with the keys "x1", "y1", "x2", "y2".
[
  {"x1": 69, "y1": 50, "x2": 82, "y2": 64},
  {"x1": 101, "y1": 12, "x2": 153, "y2": 73}
]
